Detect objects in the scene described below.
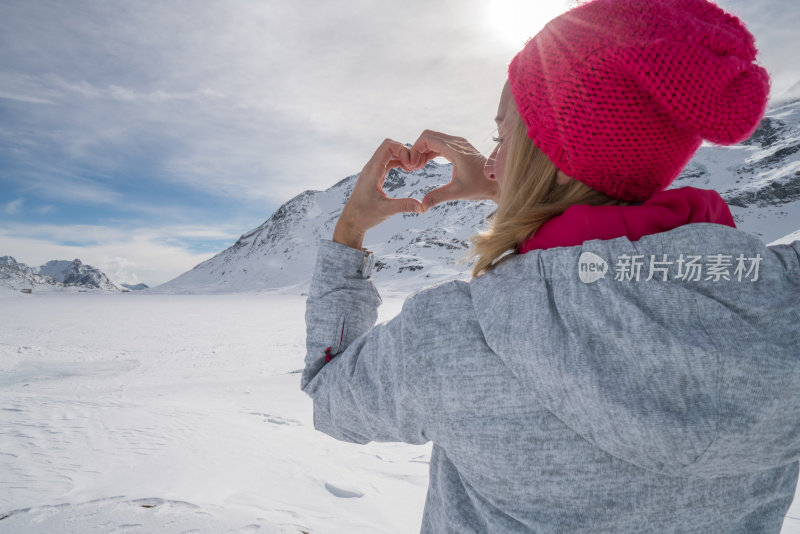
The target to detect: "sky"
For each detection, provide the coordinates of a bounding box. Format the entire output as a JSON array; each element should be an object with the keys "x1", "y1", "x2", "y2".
[{"x1": 1, "y1": 0, "x2": 798, "y2": 286}]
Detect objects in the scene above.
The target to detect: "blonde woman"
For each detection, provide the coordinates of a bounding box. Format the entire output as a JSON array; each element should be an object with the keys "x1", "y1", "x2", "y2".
[{"x1": 303, "y1": 0, "x2": 800, "y2": 531}]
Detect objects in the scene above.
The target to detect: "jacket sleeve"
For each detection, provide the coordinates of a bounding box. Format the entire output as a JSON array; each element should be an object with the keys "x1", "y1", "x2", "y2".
[{"x1": 301, "y1": 239, "x2": 428, "y2": 445}]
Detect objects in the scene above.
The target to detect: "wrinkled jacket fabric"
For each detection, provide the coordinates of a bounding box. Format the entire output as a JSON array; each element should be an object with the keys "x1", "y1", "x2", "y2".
[{"x1": 303, "y1": 222, "x2": 800, "y2": 533}]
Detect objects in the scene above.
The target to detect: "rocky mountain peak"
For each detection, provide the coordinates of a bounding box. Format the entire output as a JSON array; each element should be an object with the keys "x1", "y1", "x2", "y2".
[{"x1": 1, "y1": 257, "x2": 124, "y2": 293}]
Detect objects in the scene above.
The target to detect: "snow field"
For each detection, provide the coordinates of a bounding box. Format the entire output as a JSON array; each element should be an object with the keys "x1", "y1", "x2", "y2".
[
  {"x1": 0, "y1": 293, "x2": 429, "y2": 533},
  {"x1": 1, "y1": 292, "x2": 798, "y2": 533}
]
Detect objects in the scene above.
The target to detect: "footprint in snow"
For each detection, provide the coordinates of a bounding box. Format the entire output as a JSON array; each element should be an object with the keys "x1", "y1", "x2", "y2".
[
  {"x1": 114, "y1": 524, "x2": 144, "y2": 532},
  {"x1": 131, "y1": 497, "x2": 201, "y2": 509},
  {"x1": 248, "y1": 412, "x2": 301, "y2": 426},
  {"x1": 324, "y1": 482, "x2": 364, "y2": 499}
]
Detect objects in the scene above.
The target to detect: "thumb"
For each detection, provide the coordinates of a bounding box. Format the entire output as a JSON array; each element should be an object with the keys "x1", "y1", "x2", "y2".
[
  {"x1": 422, "y1": 183, "x2": 459, "y2": 211},
  {"x1": 385, "y1": 197, "x2": 424, "y2": 215}
]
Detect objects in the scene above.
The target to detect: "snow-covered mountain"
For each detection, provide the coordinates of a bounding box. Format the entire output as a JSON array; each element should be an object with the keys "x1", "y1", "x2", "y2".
[
  {"x1": 0, "y1": 256, "x2": 124, "y2": 293},
  {"x1": 0, "y1": 256, "x2": 64, "y2": 292},
  {"x1": 159, "y1": 97, "x2": 800, "y2": 294},
  {"x1": 121, "y1": 283, "x2": 149, "y2": 291},
  {"x1": 37, "y1": 259, "x2": 123, "y2": 291}
]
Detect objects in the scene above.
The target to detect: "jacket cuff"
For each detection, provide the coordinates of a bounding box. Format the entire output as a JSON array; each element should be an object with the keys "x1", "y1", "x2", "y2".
[{"x1": 311, "y1": 239, "x2": 375, "y2": 288}]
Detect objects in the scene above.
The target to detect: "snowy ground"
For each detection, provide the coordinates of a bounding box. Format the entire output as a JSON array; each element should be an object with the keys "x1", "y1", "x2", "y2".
[
  {"x1": 1, "y1": 292, "x2": 799, "y2": 533},
  {"x1": 0, "y1": 293, "x2": 429, "y2": 533}
]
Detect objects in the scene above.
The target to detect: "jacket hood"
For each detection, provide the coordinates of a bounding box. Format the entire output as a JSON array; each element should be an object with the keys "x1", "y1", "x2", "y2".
[{"x1": 471, "y1": 223, "x2": 800, "y2": 477}]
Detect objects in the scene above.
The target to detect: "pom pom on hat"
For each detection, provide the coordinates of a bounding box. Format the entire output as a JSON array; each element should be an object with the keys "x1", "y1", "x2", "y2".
[{"x1": 508, "y1": 0, "x2": 770, "y2": 202}]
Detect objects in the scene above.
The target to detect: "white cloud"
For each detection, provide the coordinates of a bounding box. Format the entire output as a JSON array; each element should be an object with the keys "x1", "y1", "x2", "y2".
[
  {"x1": 5, "y1": 0, "x2": 793, "y2": 211},
  {"x1": 4, "y1": 198, "x2": 23, "y2": 214},
  {"x1": 0, "y1": 91, "x2": 55, "y2": 105},
  {"x1": 0, "y1": 1, "x2": 525, "y2": 208}
]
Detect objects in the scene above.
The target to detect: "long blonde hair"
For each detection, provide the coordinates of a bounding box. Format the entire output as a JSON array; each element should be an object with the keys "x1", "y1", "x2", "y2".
[{"x1": 470, "y1": 109, "x2": 626, "y2": 277}]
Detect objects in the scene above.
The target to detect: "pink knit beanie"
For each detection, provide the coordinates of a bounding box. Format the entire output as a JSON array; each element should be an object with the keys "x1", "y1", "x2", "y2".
[{"x1": 508, "y1": 0, "x2": 770, "y2": 201}]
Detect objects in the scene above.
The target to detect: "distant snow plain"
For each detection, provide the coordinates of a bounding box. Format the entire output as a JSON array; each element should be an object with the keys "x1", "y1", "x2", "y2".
[{"x1": 1, "y1": 289, "x2": 799, "y2": 533}]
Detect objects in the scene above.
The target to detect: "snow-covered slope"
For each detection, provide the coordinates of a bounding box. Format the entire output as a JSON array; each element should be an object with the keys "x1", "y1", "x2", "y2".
[
  {"x1": 0, "y1": 256, "x2": 124, "y2": 294},
  {"x1": 159, "y1": 97, "x2": 800, "y2": 294}
]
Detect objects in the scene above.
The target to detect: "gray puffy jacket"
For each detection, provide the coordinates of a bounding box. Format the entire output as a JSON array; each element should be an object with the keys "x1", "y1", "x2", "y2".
[{"x1": 303, "y1": 223, "x2": 800, "y2": 533}]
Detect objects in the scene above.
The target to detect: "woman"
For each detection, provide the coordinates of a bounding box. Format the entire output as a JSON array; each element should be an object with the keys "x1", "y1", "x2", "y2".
[{"x1": 303, "y1": 0, "x2": 800, "y2": 531}]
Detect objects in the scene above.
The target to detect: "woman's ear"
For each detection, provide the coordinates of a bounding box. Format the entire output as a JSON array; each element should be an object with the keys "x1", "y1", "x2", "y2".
[{"x1": 555, "y1": 171, "x2": 573, "y2": 185}]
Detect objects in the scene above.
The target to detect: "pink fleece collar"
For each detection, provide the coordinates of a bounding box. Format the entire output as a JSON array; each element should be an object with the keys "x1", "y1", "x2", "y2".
[{"x1": 518, "y1": 187, "x2": 736, "y2": 253}]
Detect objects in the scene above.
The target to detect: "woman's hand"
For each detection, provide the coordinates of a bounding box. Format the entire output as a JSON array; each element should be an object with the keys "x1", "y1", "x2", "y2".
[
  {"x1": 333, "y1": 139, "x2": 424, "y2": 250},
  {"x1": 410, "y1": 130, "x2": 499, "y2": 210}
]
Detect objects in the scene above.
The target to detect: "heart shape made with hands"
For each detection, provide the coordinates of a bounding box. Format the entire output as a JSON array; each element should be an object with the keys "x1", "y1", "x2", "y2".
[
  {"x1": 333, "y1": 134, "x2": 497, "y2": 249},
  {"x1": 376, "y1": 132, "x2": 498, "y2": 212}
]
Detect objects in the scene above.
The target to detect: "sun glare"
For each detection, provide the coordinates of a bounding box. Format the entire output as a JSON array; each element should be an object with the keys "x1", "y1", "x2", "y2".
[{"x1": 485, "y1": 0, "x2": 573, "y2": 49}]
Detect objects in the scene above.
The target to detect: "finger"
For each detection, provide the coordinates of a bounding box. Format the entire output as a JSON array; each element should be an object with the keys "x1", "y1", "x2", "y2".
[
  {"x1": 422, "y1": 182, "x2": 460, "y2": 210},
  {"x1": 410, "y1": 149, "x2": 438, "y2": 170},
  {"x1": 411, "y1": 130, "x2": 458, "y2": 170},
  {"x1": 385, "y1": 145, "x2": 419, "y2": 174},
  {"x1": 409, "y1": 147, "x2": 424, "y2": 169},
  {"x1": 383, "y1": 197, "x2": 423, "y2": 215},
  {"x1": 386, "y1": 157, "x2": 414, "y2": 174},
  {"x1": 364, "y1": 138, "x2": 407, "y2": 175},
  {"x1": 412, "y1": 130, "x2": 480, "y2": 166},
  {"x1": 400, "y1": 146, "x2": 415, "y2": 171},
  {"x1": 391, "y1": 147, "x2": 416, "y2": 172},
  {"x1": 411, "y1": 130, "x2": 446, "y2": 163}
]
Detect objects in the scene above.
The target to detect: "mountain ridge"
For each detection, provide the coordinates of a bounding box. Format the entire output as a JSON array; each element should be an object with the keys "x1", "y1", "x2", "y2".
[{"x1": 0, "y1": 256, "x2": 125, "y2": 293}]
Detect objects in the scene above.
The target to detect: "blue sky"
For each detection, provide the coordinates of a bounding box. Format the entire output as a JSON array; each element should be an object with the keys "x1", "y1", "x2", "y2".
[{"x1": 1, "y1": 0, "x2": 797, "y2": 286}]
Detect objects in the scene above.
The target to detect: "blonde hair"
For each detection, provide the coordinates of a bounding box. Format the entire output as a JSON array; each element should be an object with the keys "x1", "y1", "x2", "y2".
[{"x1": 470, "y1": 109, "x2": 626, "y2": 277}]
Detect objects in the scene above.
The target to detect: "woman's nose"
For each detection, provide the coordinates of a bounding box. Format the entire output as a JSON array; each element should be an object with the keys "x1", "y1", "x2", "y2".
[{"x1": 484, "y1": 148, "x2": 497, "y2": 181}]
